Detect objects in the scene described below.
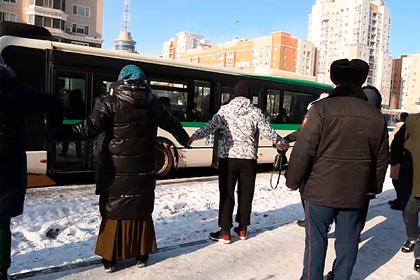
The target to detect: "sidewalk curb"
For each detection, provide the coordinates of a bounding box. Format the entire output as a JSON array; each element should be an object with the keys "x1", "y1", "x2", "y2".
[{"x1": 11, "y1": 202, "x2": 389, "y2": 279}]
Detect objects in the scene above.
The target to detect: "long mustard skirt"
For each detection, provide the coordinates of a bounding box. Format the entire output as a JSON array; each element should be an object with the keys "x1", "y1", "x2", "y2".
[{"x1": 95, "y1": 217, "x2": 157, "y2": 261}]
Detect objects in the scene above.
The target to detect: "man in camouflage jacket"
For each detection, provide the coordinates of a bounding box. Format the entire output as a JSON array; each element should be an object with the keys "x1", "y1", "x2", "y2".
[{"x1": 188, "y1": 80, "x2": 287, "y2": 243}]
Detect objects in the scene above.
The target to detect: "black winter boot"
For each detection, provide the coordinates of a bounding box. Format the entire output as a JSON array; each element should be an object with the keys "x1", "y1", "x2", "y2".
[
  {"x1": 415, "y1": 259, "x2": 420, "y2": 272},
  {"x1": 101, "y1": 258, "x2": 116, "y2": 273},
  {"x1": 402, "y1": 239, "x2": 418, "y2": 253},
  {"x1": 136, "y1": 254, "x2": 149, "y2": 268},
  {"x1": 326, "y1": 271, "x2": 334, "y2": 280}
]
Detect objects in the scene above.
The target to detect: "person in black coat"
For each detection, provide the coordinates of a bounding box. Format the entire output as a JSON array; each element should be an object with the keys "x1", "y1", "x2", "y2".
[
  {"x1": 52, "y1": 64, "x2": 189, "y2": 272},
  {"x1": 0, "y1": 57, "x2": 62, "y2": 280}
]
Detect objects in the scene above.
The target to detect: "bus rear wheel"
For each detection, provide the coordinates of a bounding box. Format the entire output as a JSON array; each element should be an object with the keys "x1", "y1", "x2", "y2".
[{"x1": 156, "y1": 143, "x2": 174, "y2": 178}]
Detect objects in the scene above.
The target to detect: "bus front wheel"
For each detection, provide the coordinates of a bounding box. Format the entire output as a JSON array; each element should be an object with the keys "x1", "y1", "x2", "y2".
[{"x1": 156, "y1": 142, "x2": 174, "y2": 178}]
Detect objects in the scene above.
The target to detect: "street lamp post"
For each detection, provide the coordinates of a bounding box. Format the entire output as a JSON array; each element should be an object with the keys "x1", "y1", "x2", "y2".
[{"x1": 222, "y1": 19, "x2": 239, "y2": 68}]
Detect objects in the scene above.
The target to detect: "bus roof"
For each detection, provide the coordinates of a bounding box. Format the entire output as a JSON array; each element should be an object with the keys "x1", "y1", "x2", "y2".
[
  {"x1": 246, "y1": 74, "x2": 333, "y2": 91},
  {"x1": 0, "y1": 33, "x2": 332, "y2": 90}
]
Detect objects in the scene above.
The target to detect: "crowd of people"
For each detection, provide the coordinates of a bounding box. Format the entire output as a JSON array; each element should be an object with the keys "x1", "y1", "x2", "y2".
[{"x1": 0, "y1": 55, "x2": 419, "y2": 280}]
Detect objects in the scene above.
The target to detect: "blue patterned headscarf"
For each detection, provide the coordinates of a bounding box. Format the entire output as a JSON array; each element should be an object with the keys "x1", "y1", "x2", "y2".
[{"x1": 117, "y1": 64, "x2": 145, "y2": 82}]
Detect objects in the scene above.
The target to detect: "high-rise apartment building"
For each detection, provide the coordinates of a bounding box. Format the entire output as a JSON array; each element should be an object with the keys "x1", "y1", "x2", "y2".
[
  {"x1": 389, "y1": 57, "x2": 403, "y2": 109},
  {"x1": 308, "y1": 0, "x2": 392, "y2": 104},
  {"x1": 163, "y1": 31, "x2": 316, "y2": 78},
  {"x1": 162, "y1": 32, "x2": 211, "y2": 59},
  {"x1": 400, "y1": 54, "x2": 420, "y2": 113},
  {"x1": 0, "y1": 0, "x2": 103, "y2": 47}
]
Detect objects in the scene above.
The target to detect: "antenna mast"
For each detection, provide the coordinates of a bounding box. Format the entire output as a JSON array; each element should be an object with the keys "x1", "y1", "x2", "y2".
[
  {"x1": 114, "y1": 0, "x2": 136, "y2": 52},
  {"x1": 122, "y1": 0, "x2": 130, "y2": 32}
]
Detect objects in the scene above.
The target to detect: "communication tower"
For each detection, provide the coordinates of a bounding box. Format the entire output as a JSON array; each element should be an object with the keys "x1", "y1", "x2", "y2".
[{"x1": 114, "y1": 0, "x2": 136, "y2": 53}]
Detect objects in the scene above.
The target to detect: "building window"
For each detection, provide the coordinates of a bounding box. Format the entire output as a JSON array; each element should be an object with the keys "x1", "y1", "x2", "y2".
[
  {"x1": 52, "y1": 18, "x2": 64, "y2": 30},
  {"x1": 72, "y1": 24, "x2": 89, "y2": 35},
  {"x1": 35, "y1": 0, "x2": 65, "y2": 11},
  {"x1": 73, "y1": 5, "x2": 90, "y2": 17},
  {"x1": 2, "y1": 0, "x2": 16, "y2": 3},
  {"x1": 0, "y1": 12, "x2": 17, "y2": 22},
  {"x1": 34, "y1": 15, "x2": 65, "y2": 30}
]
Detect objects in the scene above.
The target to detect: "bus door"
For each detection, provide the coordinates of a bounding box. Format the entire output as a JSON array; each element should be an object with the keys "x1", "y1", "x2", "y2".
[{"x1": 51, "y1": 70, "x2": 90, "y2": 173}]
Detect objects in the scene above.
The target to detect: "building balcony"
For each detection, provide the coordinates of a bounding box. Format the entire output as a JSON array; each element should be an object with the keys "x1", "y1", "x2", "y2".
[
  {"x1": 48, "y1": 28, "x2": 103, "y2": 45},
  {"x1": 26, "y1": 5, "x2": 68, "y2": 21}
]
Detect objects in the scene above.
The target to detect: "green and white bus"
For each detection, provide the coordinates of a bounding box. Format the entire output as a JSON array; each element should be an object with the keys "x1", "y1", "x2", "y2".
[{"x1": 0, "y1": 23, "x2": 332, "y2": 185}]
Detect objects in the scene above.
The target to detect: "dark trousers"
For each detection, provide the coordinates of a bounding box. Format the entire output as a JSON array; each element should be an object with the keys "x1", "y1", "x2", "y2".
[
  {"x1": 218, "y1": 158, "x2": 257, "y2": 231},
  {"x1": 0, "y1": 219, "x2": 11, "y2": 270},
  {"x1": 405, "y1": 197, "x2": 420, "y2": 259},
  {"x1": 400, "y1": 151, "x2": 414, "y2": 212},
  {"x1": 359, "y1": 198, "x2": 371, "y2": 235},
  {"x1": 392, "y1": 179, "x2": 402, "y2": 204},
  {"x1": 301, "y1": 202, "x2": 361, "y2": 280},
  {"x1": 300, "y1": 192, "x2": 305, "y2": 210},
  {"x1": 404, "y1": 197, "x2": 420, "y2": 239}
]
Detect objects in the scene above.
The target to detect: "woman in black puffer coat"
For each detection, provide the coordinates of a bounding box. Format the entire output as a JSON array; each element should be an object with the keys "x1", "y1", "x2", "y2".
[{"x1": 54, "y1": 65, "x2": 189, "y2": 272}]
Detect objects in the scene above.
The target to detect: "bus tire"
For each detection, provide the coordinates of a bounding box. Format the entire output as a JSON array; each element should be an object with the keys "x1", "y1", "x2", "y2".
[{"x1": 156, "y1": 142, "x2": 174, "y2": 178}]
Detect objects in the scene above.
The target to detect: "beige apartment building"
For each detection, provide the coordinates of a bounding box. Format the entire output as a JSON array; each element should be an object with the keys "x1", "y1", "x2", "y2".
[
  {"x1": 0, "y1": 0, "x2": 103, "y2": 47},
  {"x1": 400, "y1": 54, "x2": 420, "y2": 113},
  {"x1": 389, "y1": 57, "x2": 403, "y2": 109},
  {"x1": 308, "y1": 0, "x2": 392, "y2": 104},
  {"x1": 163, "y1": 31, "x2": 316, "y2": 78}
]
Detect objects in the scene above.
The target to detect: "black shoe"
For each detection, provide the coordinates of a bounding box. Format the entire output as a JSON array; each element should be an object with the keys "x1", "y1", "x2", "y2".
[
  {"x1": 297, "y1": 219, "x2": 306, "y2": 227},
  {"x1": 390, "y1": 204, "x2": 402, "y2": 211},
  {"x1": 402, "y1": 239, "x2": 418, "y2": 253},
  {"x1": 415, "y1": 259, "x2": 420, "y2": 272},
  {"x1": 209, "y1": 230, "x2": 231, "y2": 244},
  {"x1": 101, "y1": 258, "x2": 116, "y2": 273},
  {"x1": 136, "y1": 254, "x2": 149, "y2": 268},
  {"x1": 233, "y1": 226, "x2": 247, "y2": 240},
  {"x1": 326, "y1": 271, "x2": 334, "y2": 280}
]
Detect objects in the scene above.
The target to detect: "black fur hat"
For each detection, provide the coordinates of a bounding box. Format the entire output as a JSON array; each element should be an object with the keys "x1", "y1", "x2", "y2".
[{"x1": 330, "y1": 59, "x2": 369, "y2": 86}]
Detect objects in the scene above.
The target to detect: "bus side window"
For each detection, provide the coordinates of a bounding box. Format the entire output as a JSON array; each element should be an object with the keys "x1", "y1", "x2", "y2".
[
  {"x1": 150, "y1": 79, "x2": 188, "y2": 121},
  {"x1": 265, "y1": 89, "x2": 283, "y2": 124},
  {"x1": 283, "y1": 91, "x2": 316, "y2": 124},
  {"x1": 192, "y1": 80, "x2": 211, "y2": 122},
  {"x1": 92, "y1": 77, "x2": 116, "y2": 110},
  {"x1": 249, "y1": 87, "x2": 260, "y2": 106},
  {"x1": 221, "y1": 86, "x2": 233, "y2": 105}
]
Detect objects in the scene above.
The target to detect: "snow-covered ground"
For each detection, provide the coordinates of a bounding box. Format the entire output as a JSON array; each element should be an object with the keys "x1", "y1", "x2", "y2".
[{"x1": 9, "y1": 171, "x2": 418, "y2": 279}]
